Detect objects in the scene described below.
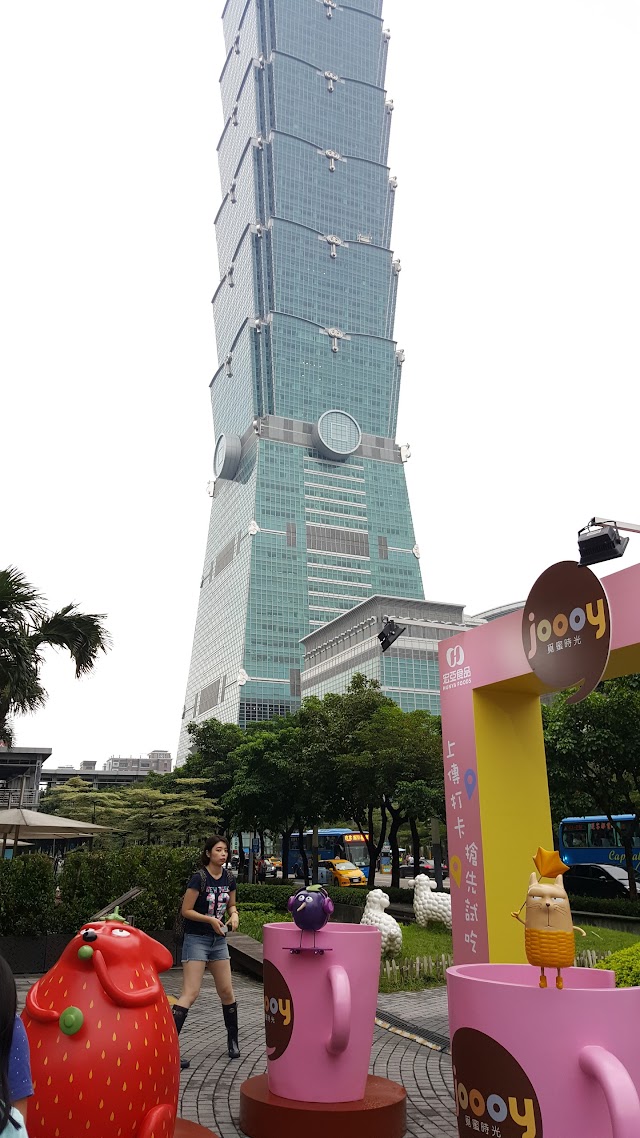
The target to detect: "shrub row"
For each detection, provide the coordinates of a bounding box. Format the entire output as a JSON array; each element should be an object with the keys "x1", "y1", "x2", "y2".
[
  {"x1": 10, "y1": 849, "x2": 637, "y2": 939},
  {"x1": 236, "y1": 884, "x2": 366, "y2": 911},
  {"x1": 0, "y1": 852, "x2": 412, "y2": 935},
  {"x1": 235, "y1": 883, "x2": 417, "y2": 909},
  {"x1": 569, "y1": 895, "x2": 640, "y2": 918},
  {"x1": 0, "y1": 854, "x2": 56, "y2": 936},
  {"x1": 54, "y1": 846, "x2": 200, "y2": 933},
  {"x1": 596, "y1": 943, "x2": 640, "y2": 986}
]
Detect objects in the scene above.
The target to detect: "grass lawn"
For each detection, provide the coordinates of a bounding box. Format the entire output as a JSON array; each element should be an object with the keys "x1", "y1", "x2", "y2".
[
  {"x1": 578, "y1": 924, "x2": 639, "y2": 955},
  {"x1": 238, "y1": 908, "x2": 289, "y2": 943},
  {"x1": 236, "y1": 904, "x2": 639, "y2": 992}
]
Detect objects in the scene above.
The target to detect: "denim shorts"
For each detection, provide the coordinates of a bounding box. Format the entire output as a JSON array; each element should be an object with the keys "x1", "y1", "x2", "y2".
[{"x1": 181, "y1": 931, "x2": 230, "y2": 964}]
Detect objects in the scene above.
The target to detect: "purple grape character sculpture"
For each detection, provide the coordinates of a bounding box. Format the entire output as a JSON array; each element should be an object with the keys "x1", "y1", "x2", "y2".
[{"x1": 287, "y1": 885, "x2": 334, "y2": 951}]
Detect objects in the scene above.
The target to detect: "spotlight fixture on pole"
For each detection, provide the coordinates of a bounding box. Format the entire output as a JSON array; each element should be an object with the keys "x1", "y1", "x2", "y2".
[
  {"x1": 378, "y1": 616, "x2": 406, "y2": 652},
  {"x1": 577, "y1": 517, "x2": 640, "y2": 567}
]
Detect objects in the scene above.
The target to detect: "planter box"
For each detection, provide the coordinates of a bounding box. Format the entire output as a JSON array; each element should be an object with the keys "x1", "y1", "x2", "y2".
[
  {"x1": 150, "y1": 929, "x2": 180, "y2": 966},
  {"x1": 0, "y1": 931, "x2": 178, "y2": 974},
  {"x1": 0, "y1": 936, "x2": 47, "y2": 974},
  {"x1": 332, "y1": 902, "x2": 364, "y2": 924},
  {"x1": 572, "y1": 909, "x2": 640, "y2": 935},
  {"x1": 44, "y1": 935, "x2": 74, "y2": 970}
]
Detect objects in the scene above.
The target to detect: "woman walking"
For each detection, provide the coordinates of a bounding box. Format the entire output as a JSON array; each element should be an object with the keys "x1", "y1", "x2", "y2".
[
  {"x1": 172, "y1": 835, "x2": 240, "y2": 1067},
  {"x1": 0, "y1": 955, "x2": 30, "y2": 1136}
]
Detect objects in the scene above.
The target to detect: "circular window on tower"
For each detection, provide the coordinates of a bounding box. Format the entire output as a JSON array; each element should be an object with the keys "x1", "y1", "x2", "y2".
[
  {"x1": 311, "y1": 410, "x2": 362, "y2": 462},
  {"x1": 213, "y1": 433, "x2": 241, "y2": 480}
]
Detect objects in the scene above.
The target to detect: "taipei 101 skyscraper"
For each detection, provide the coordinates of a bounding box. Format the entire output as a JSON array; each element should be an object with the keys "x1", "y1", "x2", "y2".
[{"x1": 177, "y1": 0, "x2": 424, "y2": 761}]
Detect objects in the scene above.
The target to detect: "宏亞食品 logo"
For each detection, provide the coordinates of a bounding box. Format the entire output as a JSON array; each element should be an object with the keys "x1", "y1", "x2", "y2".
[
  {"x1": 446, "y1": 645, "x2": 465, "y2": 669},
  {"x1": 442, "y1": 642, "x2": 471, "y2": 691}
]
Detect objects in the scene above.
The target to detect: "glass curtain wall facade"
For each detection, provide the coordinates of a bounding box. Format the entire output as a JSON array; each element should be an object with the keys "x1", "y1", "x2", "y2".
[{"x1": 178, "y1": 0, "x2": 423, "y2": 761}]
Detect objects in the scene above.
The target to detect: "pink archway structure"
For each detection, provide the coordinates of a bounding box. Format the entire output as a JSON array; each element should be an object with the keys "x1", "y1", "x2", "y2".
[{"x1": 438, "y1": 559, "x2": 640, "y2": 965}]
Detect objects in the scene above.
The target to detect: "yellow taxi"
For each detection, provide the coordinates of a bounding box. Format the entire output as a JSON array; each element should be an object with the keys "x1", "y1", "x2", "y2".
[{"x1": 320, "y1": 858, "x2": 367, "y2": 887}]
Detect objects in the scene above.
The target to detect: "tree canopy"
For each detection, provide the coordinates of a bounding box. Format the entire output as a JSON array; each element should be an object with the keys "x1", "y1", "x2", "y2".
[
  {"x1": 544, "y1": 674, "x2": 640, "y2": 895},
  {"x1": 41, "y1": 777, "x2": 218, "y2": 847},
  {"x1": 0, "y1": 566, "x2": 110, "y2": 745},
  {"x1": 38, "y1": 674, "x2": 446, "y2": 882}
]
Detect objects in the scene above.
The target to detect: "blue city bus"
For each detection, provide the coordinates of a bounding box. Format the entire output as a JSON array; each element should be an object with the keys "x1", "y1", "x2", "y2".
[
  {"x1": 287, "y1": 828, "x2": 368, "y2": 874},
  {"x1": 559, "y1": 815, "x2": 640, "y2": 869}
]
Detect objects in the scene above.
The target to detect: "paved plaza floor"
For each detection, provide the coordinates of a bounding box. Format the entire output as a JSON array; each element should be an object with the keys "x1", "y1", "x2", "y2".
[{"x1": 17, "y1": 969, "x2": 457, "y2": 1138}]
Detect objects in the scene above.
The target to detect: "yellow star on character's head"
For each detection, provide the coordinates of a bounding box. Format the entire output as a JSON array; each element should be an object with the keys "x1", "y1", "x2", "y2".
[{"x1": 533, "y1": 847, "x2": 568, "y2": 879}]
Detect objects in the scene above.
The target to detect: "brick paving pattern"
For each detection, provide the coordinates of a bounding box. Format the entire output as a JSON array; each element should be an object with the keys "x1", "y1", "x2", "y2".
[
  {"x1": 16, "y1": 970, "x2": 457, "y2": 1138},
  {"x1": 377, "y1": 987, "x2": 451, "y2": 1042}
]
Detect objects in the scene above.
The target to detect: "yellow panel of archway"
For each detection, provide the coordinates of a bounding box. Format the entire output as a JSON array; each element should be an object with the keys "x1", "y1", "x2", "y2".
[{"x1": 474, "y1": 688, "x2": 553, "y2": 963}]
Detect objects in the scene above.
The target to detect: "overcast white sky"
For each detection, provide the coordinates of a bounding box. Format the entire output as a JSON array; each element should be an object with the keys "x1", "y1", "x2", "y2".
[{"x1": 2, "y1": 2, "x2": 639, "y2": 769}]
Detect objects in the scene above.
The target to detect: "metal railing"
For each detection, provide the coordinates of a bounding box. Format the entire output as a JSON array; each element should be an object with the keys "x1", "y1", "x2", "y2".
[{"x1": 0, "y1": 789, "x2": 38, "y2": 809}]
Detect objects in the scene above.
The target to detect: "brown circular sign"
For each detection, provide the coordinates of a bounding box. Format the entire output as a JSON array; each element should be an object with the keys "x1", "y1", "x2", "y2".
[
  {"x1": 522, "y1": 560, "x2": 610, "y2": 704},
  {"x1": 452, "y1": 1027, "x2": 543, "y2": 1137},
  {"x1": 263, "y1": 959, "x2": 294, "y2": 1061}
]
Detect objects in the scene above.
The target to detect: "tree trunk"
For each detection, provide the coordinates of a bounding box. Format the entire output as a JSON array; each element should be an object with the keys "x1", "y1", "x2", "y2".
[
  {"x1": 259, "y1": 831, "x2": 265, "y2": 858},
  {"x1": 281, "y1": 828, "x2": 291, "y2": 882},
  {"x1": 298, "y1": 822, "x2": 309, "y2": 884},
  {"x1": 611, "y1": 816, "x2": 638, "y2": 900},
  {"x1": 238, "y1": 834, "x2": 246, "y2": 871},
  {"x1": 410, "y1": 816, "x2": 421, "y2": 875},
  {"x1": 364, "y1": 803, "x2": 387, "y2": 885},
  {"x1": 623, "y1": 837, "x2": 638, "y2": 898},
  {"x1": 387, "y1": 806, "x2": 403, "y2": 889}
]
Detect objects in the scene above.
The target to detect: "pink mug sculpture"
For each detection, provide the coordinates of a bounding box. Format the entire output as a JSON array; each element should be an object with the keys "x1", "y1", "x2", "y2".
[
  {"x1": 263, "y1": 921, "x2": 381, "y2": 1103},
  {"x1": 448, "y1": 963, "x2": 640, "y2": 1138}
]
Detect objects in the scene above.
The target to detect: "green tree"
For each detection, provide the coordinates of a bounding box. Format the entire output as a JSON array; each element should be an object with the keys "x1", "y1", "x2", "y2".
[
  {"x1": 224, "y1": 724, "x2": 317, "y2": 880},
  {"x1": 40, "y1": 777, "x2": 128, "y2": 848},
  {"x1": 159, "y1": 718, "x2": 244, "y2": 851},
  {"x1": 395, "y1": 780, "x2": 443, "y2": 875},
  {"x1": 355, "y1": 705, "x2": 443, "y2": 887},
  {"x1": 0, "y1": 566, "x2": 109, "y2": 745},
  {"x1": 299, "y1": 675, "x2": 397, "y2": 884},
  {"x1": 42, "y1": 778, "x2": 217, "y2": 848},
  {"x1": 544, "y1": 675, "x2": 640, "y2": 897},
  {"x1": 159, "y1": 777, "x2": 218, "y2": 845},
  {"x1": 118, "y1": 785, "x2": 215, "y2": 846}
]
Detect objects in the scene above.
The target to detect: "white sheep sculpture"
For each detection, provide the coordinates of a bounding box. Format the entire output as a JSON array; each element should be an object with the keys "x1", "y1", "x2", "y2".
[
  {"x1": 360, "y1": 888, "x2": 403, "y2": 957},
  {"x1": 413, "y1": 873, "x2": 452, "y2": 930}
]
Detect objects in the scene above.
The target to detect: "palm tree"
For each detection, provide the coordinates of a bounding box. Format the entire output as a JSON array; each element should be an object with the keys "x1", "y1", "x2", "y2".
[{"x1": 0, "y1": 566, "x2": 110, "y2": 746}]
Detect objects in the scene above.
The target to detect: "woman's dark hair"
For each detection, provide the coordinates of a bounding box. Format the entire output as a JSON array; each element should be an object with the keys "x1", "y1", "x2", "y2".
[
  {"x1": 200, "y1": 834, "x2": 229, "y2": 867},
  {"x1": 0, "y1": 954, "x2": 18, "y2": 1131}
]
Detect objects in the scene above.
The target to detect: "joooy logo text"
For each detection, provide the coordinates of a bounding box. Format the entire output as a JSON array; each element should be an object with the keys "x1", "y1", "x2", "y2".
[{"x1": 522, "y1": 560, "x2": 611, "y2": 705}]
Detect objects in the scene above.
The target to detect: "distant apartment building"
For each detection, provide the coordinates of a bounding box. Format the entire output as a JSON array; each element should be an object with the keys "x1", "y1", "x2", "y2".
[
  {"x1": 104, "y1": 751, "x2": 172, "y2": 774},
  {"x1": 41, "y1": 750, "x2": 173, "y2": 793}
]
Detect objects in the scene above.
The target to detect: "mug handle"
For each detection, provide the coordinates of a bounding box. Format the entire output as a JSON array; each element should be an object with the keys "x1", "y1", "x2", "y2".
[
  {"x1": 326, "y1": 965, "x2": 351, "y2": 1055},
  {"x1": 580, "y1": 1045, "x2": 640, "y2": 1138}
]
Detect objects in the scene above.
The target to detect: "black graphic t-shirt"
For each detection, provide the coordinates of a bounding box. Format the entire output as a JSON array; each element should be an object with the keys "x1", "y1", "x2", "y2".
[{"x1": 184, "y1": 867, "x2": 237, "y2": 936}]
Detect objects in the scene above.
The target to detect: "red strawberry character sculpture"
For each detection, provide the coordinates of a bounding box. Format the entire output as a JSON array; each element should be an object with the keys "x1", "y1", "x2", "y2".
[{"x1": 22, "y1": 915, "x2": 180, "y2": 1138}]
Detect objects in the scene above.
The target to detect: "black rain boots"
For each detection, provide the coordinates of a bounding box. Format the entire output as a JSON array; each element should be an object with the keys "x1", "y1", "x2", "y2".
[
  {"x1": 223, "y1": 1001, "x2": 240, "y2": 1059},
  {"x1": 173, "y1": 999, "x2": 240, "y2": 1064},
  {"x1": 171, "y1": 1003, "x2": 191, "y2": 1070}
]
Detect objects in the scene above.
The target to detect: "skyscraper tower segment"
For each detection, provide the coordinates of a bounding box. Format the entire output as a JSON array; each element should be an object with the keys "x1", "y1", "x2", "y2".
[{"x1": 177, "y1": 0, "x2": 424, "y2": 761}]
